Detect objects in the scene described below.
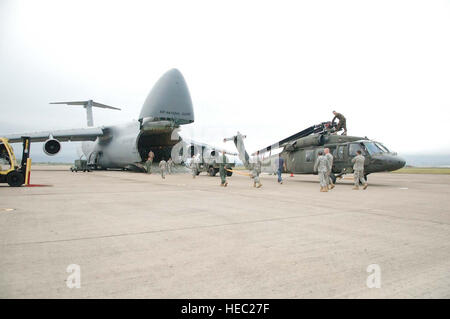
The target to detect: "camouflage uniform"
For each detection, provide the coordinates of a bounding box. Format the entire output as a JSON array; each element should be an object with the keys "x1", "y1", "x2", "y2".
[
  {"x1": 251, "y1": 158, "x2": 262, "y2": 188},
  {"x1": 351, "y1": 154, "x2": 367, "y2": 189},
  {"x1": 159, "y1": 160, "x2": 167, "y2": 179},
  {"x1": 145, "y1": 151, "x2": 154, "y2": 174},
  {"x1": 190, "y1": 158, "x2": 198, "y2": 178},
  {"x1": 332, "y1": 112, "x2": 347, "y2": 135},
  {"x1": 314, "y1": 155, "x2": 331, "y2": 190},
  {"x1": 167, "y1": 158, "x2": 174, "y2": 174},
  {"x1": 219, "y1": 153, "x2": 228, "y2": 186},
  {"x1": 325, "y1": 152, "x2": 334, "y2": 186}
]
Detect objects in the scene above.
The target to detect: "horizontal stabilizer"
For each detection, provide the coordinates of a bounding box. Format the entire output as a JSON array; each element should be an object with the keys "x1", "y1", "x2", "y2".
[
  {"x1": 50, "y1": 100, "x2": 121, "y2": 126},
  {"x1": 50, "y1": 100, "x2": 121, "y2": 110}
]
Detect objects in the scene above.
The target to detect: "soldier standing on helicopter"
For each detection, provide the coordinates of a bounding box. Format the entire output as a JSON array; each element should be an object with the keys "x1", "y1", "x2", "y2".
[{"x1": 332, "y1": 111, "x2": 347, "y2": 136}]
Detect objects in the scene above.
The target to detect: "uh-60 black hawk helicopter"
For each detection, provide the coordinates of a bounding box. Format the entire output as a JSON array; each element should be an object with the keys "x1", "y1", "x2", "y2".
[{"x1": 226, "y1": 121, "x2": 406, "y2": 184}]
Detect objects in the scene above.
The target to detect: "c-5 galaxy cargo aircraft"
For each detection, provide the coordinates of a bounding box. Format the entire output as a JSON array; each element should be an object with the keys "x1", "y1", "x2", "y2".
[
  {"x1": 3, "y1": 69, "x2": 233, "y2": 171},
  {"x1": 225, "y1": 121, "x2": 406, "y2": 183}
]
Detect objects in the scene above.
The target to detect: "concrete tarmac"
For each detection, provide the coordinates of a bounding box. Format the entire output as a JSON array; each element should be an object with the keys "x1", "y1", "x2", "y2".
[{"x1": 1, "y1": 166, "x2": 449, "y2": 298}]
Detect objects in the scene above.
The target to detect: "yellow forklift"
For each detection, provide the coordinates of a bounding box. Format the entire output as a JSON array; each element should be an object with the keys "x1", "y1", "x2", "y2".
[{"x1": 0, "y1": 136, "x2": 31, "y2": 187}]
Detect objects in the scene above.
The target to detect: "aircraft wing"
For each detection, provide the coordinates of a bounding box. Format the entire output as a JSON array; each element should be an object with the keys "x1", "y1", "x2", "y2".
[{"x1": 3, "y1": 127, "x2": 105, "y2": 143}]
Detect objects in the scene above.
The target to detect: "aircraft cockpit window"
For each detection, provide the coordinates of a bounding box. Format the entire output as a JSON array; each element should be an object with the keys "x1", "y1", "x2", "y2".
[
  {"x1": 375, "y1": 143, "x2": 390, "y2": 153},
  {"x1": 364, "y1": 142, "x2": 382, "y2": 155}
]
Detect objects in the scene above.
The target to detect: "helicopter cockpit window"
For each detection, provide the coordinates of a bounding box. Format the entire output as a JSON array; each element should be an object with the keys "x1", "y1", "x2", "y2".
[
  {"x1": 363, "y1": 142, "x2": 390, "y2": 154},
  {"x1": 363, "y1": 142, "x2": 382, "y2": 155},
  {"x1": 375, "y1": 142, "x2": 390, "y2": 153},
  {"x1": 349, "y1": 143, "x2": 363, "y2": 157},
  {"x1": 305, "y1": 150, "x2": 314, "y2": 162}
]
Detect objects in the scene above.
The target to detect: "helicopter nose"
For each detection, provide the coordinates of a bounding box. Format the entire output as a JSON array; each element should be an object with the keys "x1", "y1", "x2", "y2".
[{"x1": 390, "y1": 156, "x2": 406, "y2": 170}]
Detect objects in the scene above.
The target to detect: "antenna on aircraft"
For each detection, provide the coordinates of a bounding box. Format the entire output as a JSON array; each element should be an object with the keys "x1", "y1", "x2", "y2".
[{"x1": 50, "y1": 100, "x2": 121, "y2": 127}]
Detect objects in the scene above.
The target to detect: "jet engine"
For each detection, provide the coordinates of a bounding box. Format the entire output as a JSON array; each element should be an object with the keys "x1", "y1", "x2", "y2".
[{"x1": 43, "y1": 139, "x2": 61, "y2": 156}]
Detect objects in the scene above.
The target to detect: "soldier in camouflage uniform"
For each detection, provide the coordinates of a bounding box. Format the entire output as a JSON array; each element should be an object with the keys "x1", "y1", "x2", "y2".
[
  {"x1": 251, "y1": 156, "x2": 262, "y2": 188},
  {"x1": 332, "y1": 111, "x2": 347, "y2": 136},
  {"x1": 219, "y1": 151, "x2": 228, "y2": 187},
  {"x1": 189, "y1": 155, "x2": 197, "y2": 178},
  {"x1": 145, "y1": 150, "x2": 155, "y2": 174},
  {"x1": 314, "y1": 151, "x2": 332, "y2": 192},
  {"x1": 167, "y1": 157, "x2": 174, "y2": 174},
  {"x1": 351, "y1": 150, "x2": 368, "y2": 190},
  {"x1": 324, "y1": 148, "x2": 335, "y2": 190},
  {"x1": 159, "y1": 158, "x2": 167, "y2": 179}
]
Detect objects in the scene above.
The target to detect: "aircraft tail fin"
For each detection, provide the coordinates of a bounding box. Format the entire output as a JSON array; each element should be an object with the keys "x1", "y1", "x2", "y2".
[
  {"x1": 50, "y1": 100, "x2": 121, "y2": 127},
  {"x1": 139, "y1": 69, "x2": 194, "y2": 125}
]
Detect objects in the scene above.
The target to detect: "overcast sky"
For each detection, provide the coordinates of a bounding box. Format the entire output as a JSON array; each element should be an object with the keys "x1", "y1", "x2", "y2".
[{"x1": 1, "y1": 0, "x2": 449, "y2": 160}]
